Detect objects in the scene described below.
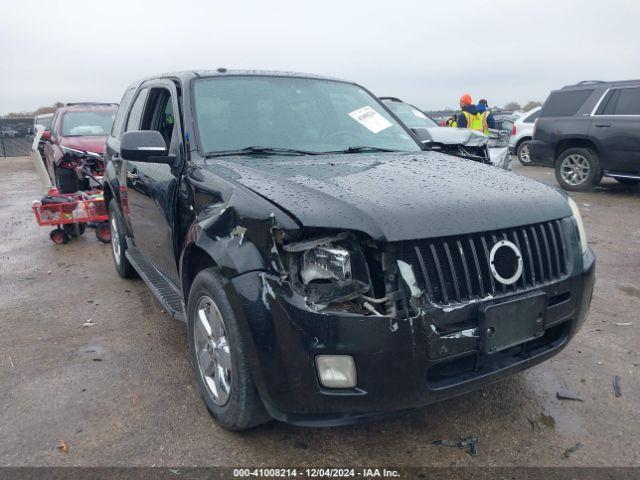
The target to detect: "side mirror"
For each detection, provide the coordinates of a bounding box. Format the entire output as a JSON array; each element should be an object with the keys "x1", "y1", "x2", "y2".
[
  {"x1": 41, "y1": 130, "x2": 51, "y2": 141},
  {"x1": 121, "y1": 130, "x2": 175, "y2": 163}
]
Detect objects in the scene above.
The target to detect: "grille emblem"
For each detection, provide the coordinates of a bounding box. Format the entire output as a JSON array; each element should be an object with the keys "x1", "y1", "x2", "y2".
[{"x1": 489, "y1": 240, "x2": 523, "y2": 285}]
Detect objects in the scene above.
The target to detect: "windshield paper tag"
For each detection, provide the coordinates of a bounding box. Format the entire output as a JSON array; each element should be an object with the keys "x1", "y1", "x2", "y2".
[{"x1": 349, "y1": 106, "x2": 392, "y2": 134}]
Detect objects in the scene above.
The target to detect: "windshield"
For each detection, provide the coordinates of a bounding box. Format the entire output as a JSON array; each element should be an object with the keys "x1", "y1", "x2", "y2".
[
  {"x1": 193, "y1": 76, "x2": 421, "y2": 154},
  {"x1": 61, "y1": 111, "x2": 116, "y2": 136},
  {"x1": 383, "y1": 101, "x2": 439, "y2": 129}
]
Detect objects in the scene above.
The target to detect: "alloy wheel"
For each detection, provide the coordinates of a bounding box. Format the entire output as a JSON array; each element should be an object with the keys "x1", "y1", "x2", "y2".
[
  {"x1": 519, "y1": 144, "x2": 530, "y2": 163},
  {"x1": 194, "y1": 296, "x2": 232, "y2": 406},
  {"x1": 110, "y1": 215, "x2": 121, "y2": 266},
  {"x1": 560, "y1": 154, "x2": 590, "y2": 186}
]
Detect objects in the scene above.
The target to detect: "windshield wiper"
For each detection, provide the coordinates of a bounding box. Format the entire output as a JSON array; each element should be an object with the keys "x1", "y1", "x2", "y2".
[
  {"x1": 322, "y1": 146, "x2": 401, "y2": 154},
  {"x1": 204, "y1": 146, "x2": 319, "y2": 158}
]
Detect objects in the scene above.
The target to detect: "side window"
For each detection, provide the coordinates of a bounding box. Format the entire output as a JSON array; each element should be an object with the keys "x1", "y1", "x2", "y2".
[
  {"x1": 523, "y1": 110, "x2": 540, "y2": 123},
  {"x1": 140, "y1": 88, "x2": 177, "y2": 151},
  {"x1": 613, "y1": 87, "x2": 640, "y2": 115},
  {"x1": 541, "y1": 89, "x2": 593, "y2": 117},
  {"x1": 596, "y1": 90, "x2": 620, "y2": 115},
  {"x1": 111, "y1": 89, "x2": 136, "y2": 137},
  {"x1": 125, "y1": 88, "x2": 149, "y2": 131}
]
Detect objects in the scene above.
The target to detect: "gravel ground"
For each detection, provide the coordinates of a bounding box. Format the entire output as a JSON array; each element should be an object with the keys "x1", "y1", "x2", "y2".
[{"x1": 1, "y1": 155, "x2": 639, "y2": 468}]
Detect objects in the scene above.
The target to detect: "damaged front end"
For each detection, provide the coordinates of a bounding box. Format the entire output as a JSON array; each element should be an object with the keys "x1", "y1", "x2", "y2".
[
  {"x1": 273, "y1": 229, "x2": 398, "y2": 317},
  {"x1": 412, "y1": 126, "x2": 511, "y2": 170}
]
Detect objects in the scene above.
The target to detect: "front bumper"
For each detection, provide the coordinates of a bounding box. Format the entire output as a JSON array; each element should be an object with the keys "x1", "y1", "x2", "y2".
[{"x1": 230, "y1": 249, "x2": 595, "y2": 426}]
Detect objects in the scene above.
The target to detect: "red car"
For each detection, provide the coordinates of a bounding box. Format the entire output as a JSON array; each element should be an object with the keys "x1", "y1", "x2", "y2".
[{"x1": 44, "y1": 103, "x2": 118, "y2": 193}]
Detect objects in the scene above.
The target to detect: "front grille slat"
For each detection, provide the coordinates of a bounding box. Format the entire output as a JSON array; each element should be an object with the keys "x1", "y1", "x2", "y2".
[
  {"x1": 545, "y1": 223, "x2": 560, "y2": 277},
  {"x1": 397, "y1": 220, "x2": 569, "y2": 307},
  {"x1": 414, "y1": 245, "x2": 434, "y2": 299},
  {"x1": 529, "y1": 225, "x2": 546, "y2": 282},
  {"x1": 468, "y1": 237, "x2": 486, "y2": 298},
  {"x1": 429, "y1": 243, "x2": 449, "y2": 304},
  {"x1": 457, "y1": 240, "x2": 473, "y2": 300},
  {"x1": 443, "y1": 242, "x2": 462, "y2": 302}
]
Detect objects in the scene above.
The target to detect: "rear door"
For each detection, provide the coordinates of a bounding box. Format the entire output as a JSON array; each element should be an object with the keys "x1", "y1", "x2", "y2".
[
  {"x1": 122, "y1": 80, "x2": 184, "y2": 285},
  {"x1": 591, "y1": 86, "x2": 640, "y2": 173}
]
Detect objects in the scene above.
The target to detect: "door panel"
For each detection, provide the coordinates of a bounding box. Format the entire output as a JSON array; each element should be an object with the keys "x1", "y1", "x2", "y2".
[
  {"x1": 591, "y1": 117, "x2": 640, "y2": 172},
  {"x1": 124, "y1": 84, "x2": 183, "y2": 285}
]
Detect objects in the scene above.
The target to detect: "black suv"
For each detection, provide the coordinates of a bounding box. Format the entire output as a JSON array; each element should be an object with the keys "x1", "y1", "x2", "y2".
[
  {"x1": 104, "y1": 70, "x2": 595, "y2": 430},
  {"x1": 530, "y1": 79, "x2": 640, "y2": 191}
]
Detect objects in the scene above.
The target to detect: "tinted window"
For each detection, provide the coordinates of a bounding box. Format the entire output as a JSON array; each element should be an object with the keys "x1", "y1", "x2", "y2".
[
  {"x1": 60, "y1": 110, "x2": 116, "y2": 136},
  {"x1": 523, "y1": 110, "x2": 540, "y2": 123},
  {"x1": 602, "y1": 87, "x2": 640, "y2": 115},
  {"x1": 193, "y1": 77, "x2": 420, "y2": 154},
  {"x1": 541, "y1": 90, "x2": 593, "y2": 117},
  {"x1": 126, "y1": 88, "x2": 149, "y2": 131},
  {"x1": 111, "y1": 89, "x2": 136, "y2": 137}
]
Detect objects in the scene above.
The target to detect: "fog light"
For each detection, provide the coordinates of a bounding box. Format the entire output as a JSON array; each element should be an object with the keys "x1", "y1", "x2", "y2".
[{"x1": 316, "y1": 355, "x2": 357, "y2": 389}]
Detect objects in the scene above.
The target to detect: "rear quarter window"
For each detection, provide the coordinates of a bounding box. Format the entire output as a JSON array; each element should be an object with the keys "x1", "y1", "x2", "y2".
[{"x1": 540, "y1": 90, "x2": 593, "y2": 117}]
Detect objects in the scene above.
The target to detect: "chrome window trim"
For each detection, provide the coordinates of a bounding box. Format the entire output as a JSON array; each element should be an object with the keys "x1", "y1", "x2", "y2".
[{"x1": 591, "y1": 85, "x2": 640, "y2": 117}]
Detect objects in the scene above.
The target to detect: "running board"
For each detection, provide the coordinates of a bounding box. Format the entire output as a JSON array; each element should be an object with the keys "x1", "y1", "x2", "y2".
[
  {"x1": 603, "y1": 170, "x2": 640, "y2": 180},
  {"x1": 125, "y1": 247, "x2": 186, "y2": 322}
]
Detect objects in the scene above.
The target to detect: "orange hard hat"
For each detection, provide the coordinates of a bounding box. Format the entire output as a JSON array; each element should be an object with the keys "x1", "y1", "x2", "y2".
[{"x1": 460, "y1": 94, "x2": 473, "y2": 106}]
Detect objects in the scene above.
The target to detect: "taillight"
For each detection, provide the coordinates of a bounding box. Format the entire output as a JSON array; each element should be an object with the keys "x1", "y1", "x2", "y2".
[{"x1": 511, "y1": 125, "x2": 516, "y2": 136}]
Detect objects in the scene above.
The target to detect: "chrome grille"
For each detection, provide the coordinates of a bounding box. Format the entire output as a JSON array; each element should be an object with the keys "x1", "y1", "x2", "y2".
[{"x1": 395, "y1": 220, "x2": 570, "y2": 306}]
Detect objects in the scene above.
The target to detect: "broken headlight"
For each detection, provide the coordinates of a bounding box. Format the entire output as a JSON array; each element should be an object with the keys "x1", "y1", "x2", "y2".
[{"x1": 283, "y1": 232, "x2": 370, "y2": 303}]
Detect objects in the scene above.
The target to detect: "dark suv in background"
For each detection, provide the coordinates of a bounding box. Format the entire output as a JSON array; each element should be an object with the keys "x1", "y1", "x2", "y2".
[{"x1": 530, "y1": 79, "x2": 640, "y2": 191}]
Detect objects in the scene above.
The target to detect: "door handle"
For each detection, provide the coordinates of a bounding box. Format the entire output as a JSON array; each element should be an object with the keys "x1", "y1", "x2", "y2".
[{"x1": 594, "y1": 123, "x2": 611, "y2": 128}]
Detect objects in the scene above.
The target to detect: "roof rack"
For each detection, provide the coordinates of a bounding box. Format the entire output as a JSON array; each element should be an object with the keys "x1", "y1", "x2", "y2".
[
  {"x1": 379, "y1": 96, "x2": 403, "y2": 102},
  {"x1": 65, "y1": 102, "x2": 118, "y2": 107},
  {"x1": 573, "y1": 80, "x2": 606, "y2": 86}
]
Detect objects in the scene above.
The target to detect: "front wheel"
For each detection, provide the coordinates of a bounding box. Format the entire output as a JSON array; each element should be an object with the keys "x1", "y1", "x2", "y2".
[
  {"x1": 554, "y1": 148, "x2": 601, "y2": 191},
  {"x1": 516, "y1": 140, "x2": 532, "y2": 166},
  {"x1": 108, "y1": 202, "x2": 136, "y2": 278},
  {"x1": 187, "y1": 267, "x2": 269, "y2": 431}
]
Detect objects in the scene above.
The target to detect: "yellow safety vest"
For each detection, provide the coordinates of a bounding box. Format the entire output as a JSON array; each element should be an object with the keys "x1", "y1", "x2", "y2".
[
  {"x1": 481, "y1": 110, "x2": 491, "y2": 135},
  {"x1": 462, "y1": 111, "x2": 484, "y2": 133}
]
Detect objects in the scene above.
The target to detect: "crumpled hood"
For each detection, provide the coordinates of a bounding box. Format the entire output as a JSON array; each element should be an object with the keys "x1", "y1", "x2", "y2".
[
  {"x1": 60, "y1": 136, "x2": 107, "y2": 154},
  {"x1": 208, "y1": 151, "x2": 571, "y2": 241},
  {"x1": 424, "y1": 127, "x2": 488, "y2": 147}
]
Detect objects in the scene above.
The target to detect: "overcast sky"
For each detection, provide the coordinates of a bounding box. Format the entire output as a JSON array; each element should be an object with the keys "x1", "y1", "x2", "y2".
[{"x1": 1, "y1": 0, "x2": 639, "y2": 115}]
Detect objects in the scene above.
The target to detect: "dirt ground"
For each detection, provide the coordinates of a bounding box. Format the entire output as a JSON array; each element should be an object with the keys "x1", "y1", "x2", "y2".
[{"x1": 1, "y1": 155, "x2": 639, "y2": 468}]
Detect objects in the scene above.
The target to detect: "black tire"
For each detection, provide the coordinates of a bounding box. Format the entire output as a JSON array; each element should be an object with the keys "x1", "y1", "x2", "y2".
[
  {"x1": 108, "y1": 201, "x2": 136, "y2": 278},
  {"x1": 554, "y1": 148, "x2": 601, "y2": 192},
  {"x1": 516, "y1": 140, "x2": 532, "y2": 166},
  {"x1": 95, "y1": 221, "x2": 111, "y2": 243},
  {"x1": 50, "y1": 228, "x2": 69, "y2": 244},
  {"x1": 187, "y1": 267, "x2": 269, "y2": 431},
  {"x1": 63, "y1": 223, "x2": 86, "y2": 238},
  {"x1": 615, "y1": 178, "x2": 640, "y2": 186}
]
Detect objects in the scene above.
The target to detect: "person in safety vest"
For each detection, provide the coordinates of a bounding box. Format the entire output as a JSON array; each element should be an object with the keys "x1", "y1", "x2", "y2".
[
  {"x1": 477, "y1": 99, "x2": 496, "y2": 135},
  {"x1": 445, "y1": 114, "x2": 457, "y2": 127},
  {"x1": 456, "y1": 94, "x2": 484, "y2": 132}
]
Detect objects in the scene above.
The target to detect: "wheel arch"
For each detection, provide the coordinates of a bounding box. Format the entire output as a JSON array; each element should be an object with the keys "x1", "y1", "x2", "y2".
[
  {"x1": 554, "y1": 137, "x2": 600, "y2": 163},
  {"x1": 515, "y1": 136, "x2": 532, "y2": 151}
]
